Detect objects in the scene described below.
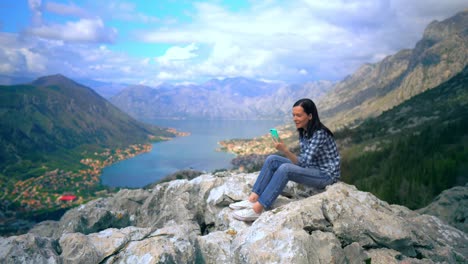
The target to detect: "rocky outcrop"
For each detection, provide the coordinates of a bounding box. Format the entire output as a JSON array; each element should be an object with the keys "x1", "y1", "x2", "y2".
[
  {"x1": 418, "y1": 184, "x2": 468, "y2": 234},
  {"x1": 1, "y1": 172, "x2": 467, "y2": 263}
]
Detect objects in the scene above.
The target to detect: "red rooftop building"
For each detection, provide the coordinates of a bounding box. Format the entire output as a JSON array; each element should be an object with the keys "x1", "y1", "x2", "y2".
[{"x1": 58, "y1": 195, "x2": 77, "y2": 201}]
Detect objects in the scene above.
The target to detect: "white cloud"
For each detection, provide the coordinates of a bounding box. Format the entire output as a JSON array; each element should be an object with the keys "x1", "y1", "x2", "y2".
[
  {"x1": 28, "y1": 0, "x2": 43, "y2": 26},
  {"x1": 25, "y1": 1, "x2": 117, "y2": 43},
  {"x1": 0, "y1": 31, "x2": 155, "y2": 83},
  {"x1": 45, "y1": 1, "x2": 89, "y2": 18},
  {"x1": 141, "y1": 58, "x2": 151, "y2": 65},
  {"x1": 27, "y1": 18, "x2": 117, "y2": 43},
  {"x1": 157, "y1": 43, "x2": 199, "y2": 63},
  {"x1": 135, "y1": 1, "x2": 466, "y2": 83},
  {"x1": 3, "y1": 0, "x2": 466, "y2": 84},
  {"x1": 0, "y1": 33, "x2": 47, "y2": 75},
  {"x1": 138, "y1": 2, "x2": 361, "y2": 81},
  {"x1": 20, "y1": 47, "x2": 47, "y2": 73},
  {"x1": 94, "y1": 1, "x2": 160, "y2": 24},
  {"x1": 28, "y1": 0, "x2": 41, "y2": 10}
]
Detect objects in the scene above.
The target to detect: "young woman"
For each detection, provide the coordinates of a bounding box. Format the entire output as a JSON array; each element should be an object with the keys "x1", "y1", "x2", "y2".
[{"x1": 231, "y1": 98, "x2": 340, "y2": 222}]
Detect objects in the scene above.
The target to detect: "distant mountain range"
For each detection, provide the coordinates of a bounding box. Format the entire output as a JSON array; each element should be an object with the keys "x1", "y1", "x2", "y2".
[
  {"x1": 0, "y1": 74, "x2": 176, "y2": 180},
  {"x1": 319, "y1": 10, "x2": 467, "y2": 129},
  {"x1": 108, "y1": 11, "x2": 467, "y2": 123},
  {"x1": 109, "y1": 77, "x2": 334, "y2": 120}
]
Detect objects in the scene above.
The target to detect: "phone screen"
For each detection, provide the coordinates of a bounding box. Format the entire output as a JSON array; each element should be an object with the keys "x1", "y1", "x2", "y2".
[{"x1": 270, "y1": 128, "x2": 280, "y2": 140}]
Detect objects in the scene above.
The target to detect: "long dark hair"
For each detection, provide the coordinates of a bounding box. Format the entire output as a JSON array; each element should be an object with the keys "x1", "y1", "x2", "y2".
[{"x1": 293, "y1": 98, "x2": 334, "y2": 138}]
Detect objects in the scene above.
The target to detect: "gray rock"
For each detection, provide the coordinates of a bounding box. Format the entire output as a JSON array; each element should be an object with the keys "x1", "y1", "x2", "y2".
[
  {"x1": 196, "y1": 231, "x2": 234, "y2": 264},
  {"x1": 343, "y1": 242, "x2": 369, "y2": 264},
  {"x1": 417, "y1": 184, "x2": 468, "y2": 233},
  {"x1": 102, "y1": 221, "x2": 200, "y2": 264},
  {"x1": 28, "y1": 220, "x2": 60, "y2": 238},
  {"x1": 1, "y1": 172, "x2": 466, "y2": 263},
  {"x1": 0, "y1": 233, "x2": 61, "y2": 264},
  {"x1": 59, "y1": 226, "x2": 152, "y2": 264}
]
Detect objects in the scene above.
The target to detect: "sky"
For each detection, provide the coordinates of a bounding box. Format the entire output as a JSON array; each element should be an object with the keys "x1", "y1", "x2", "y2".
[{"x1": 0, "y1": 0, "x2": 466, "y2": 86}]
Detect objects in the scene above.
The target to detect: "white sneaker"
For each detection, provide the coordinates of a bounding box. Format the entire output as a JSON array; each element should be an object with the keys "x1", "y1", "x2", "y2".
[
  {"x1": 229, "y1": 200, "x2": 254, "y2": 210},
  {"x1": 232, "y1": 208, "x2": 261, "y2": 222}
]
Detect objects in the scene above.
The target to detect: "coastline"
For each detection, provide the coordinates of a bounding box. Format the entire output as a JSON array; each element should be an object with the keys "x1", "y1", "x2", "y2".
[{"x1": 0, "y1": 130, "x2": 190, "y2": 236}]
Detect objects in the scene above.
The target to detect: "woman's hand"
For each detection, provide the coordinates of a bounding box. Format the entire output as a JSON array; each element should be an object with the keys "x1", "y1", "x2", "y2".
[
  {"x1": 274, "y1": 141, "x2": 288, "y2": 153},
  {"x1": 272, "y1": 138, "x2": 298, "y2": 164}
]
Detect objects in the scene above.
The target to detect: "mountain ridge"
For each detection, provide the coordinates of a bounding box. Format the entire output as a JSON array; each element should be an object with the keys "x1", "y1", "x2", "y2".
[
  {"x1": 0, "y1": 74, "x2": 173, "y2": 171},
  {"x1": 110, "y1": 77, "x2": 334, "y2": 120},
  {"x1": 319, "y1": 10, "x2": 467, "y2": 129}
]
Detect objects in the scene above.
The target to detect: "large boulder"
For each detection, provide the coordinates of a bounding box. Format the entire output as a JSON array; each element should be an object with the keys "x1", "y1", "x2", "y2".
[
  {"x1": 417, "y1": 184, "x2": 468, "y2": 233},
  {"x1": 1, "y1": 172, "x2": 466, "y2": 263}
]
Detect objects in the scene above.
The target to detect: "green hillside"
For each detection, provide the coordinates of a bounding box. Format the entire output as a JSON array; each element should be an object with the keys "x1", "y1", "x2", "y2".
[
  {"x1": 0, "y1": 74, "x2": 181, "y2": 235},
  {"x1": 0, "y1": 74, "x2": 175, "y2": 181},
  {"x1": 337, "y1": 66, "x2": 468, "y2": 209}
]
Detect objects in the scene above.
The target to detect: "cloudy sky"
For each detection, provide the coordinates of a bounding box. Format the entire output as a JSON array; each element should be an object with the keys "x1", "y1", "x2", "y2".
[{"x1": 0, "y1": 0, "x2": 466, "y2": 85}]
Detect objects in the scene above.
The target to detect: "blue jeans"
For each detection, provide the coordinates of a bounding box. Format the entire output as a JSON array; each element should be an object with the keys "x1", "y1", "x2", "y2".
[{"x1": 252, "y1": 155, "x2": 334, "y2": 209}]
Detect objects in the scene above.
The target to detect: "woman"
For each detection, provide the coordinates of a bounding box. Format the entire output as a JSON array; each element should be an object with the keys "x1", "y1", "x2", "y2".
[{"x1": 231, "y1": 98, "x2": 340, "y2": 222}]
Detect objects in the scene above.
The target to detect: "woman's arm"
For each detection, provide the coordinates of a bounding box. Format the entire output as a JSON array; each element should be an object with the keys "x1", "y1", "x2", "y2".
[{"x1": 274, "y1": 141, "x2": 298, "y2": 164}]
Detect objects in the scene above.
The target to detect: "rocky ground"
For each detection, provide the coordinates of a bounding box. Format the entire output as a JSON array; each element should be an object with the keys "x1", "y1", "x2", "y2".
[{"x1": 0, "y1": 171, "x2": 466, "y2": 263}]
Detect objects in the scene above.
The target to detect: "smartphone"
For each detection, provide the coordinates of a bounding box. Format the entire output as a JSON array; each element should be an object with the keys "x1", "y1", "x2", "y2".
[{"x1": 270, "y1": 128, "x2": 280, "y2": 141}]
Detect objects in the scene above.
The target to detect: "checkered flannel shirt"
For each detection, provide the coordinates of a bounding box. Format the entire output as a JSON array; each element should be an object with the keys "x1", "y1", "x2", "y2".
[{"x1": 297, "y1": 129, "x2": 341, "y2": 181}]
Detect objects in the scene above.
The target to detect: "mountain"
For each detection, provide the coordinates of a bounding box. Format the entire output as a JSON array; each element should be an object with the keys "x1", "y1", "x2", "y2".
[
  {"x1": 337, "y1": 65, "x2": 468, "y2": 209},
  {"x1": 218, "y1": 57, "x2": 468, "y2": 211},
  {"x1": 1, "y1": 172, "x2": 466, "y2": 262},
  {"x1": 110, "y1": 77, "x2": 334, "y2": 120},
  {"x1": 319, "y1": 10, "x2": 468, "y2": 129},
  {"x1": 0, "y1": 74, "x2": 175, "y2": 180}
]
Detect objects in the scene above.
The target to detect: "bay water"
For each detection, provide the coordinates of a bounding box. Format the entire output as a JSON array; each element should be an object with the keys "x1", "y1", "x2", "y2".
[{"x1": 100, "y1": 119, "x2": 284, "y2": 188}]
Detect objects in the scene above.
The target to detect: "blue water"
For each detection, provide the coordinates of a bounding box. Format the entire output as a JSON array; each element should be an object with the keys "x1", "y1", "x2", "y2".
[{"x1": 100, "y1": 119, "x2": 284, "y2": 188}]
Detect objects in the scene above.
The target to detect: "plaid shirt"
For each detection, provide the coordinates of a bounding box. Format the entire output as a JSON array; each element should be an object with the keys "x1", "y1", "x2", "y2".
[{"x1": 297, "y1": 129, "x2": 341, "y2": 181}]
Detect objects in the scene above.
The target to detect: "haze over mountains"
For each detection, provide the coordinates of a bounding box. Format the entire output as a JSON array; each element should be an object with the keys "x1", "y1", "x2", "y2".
[{"x1": 110, "y1": 78, "x2": 333, "y2": 120}]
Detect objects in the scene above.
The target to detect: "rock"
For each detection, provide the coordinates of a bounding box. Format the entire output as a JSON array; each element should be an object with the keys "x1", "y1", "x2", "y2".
[
  {"x1": 321, "y1": 184, "x2": 424, "y2": 257},
  {"x1": 417, "y1": 184, "x2": 468, "y2": 233},
  {"x1": 343, "y1": 242, "x2": 369, "y2": 264},
  {"x1": 59, "y1": 232, "x2": 101, "y2": 264},
  {"x1": 59, "y1": 226, "x2": 152, "y2": 264},
  {"x1": 0, "y1": 233, "x2": 61, "y2": 263},
  {"x1": 197, "y1": 231, "x2": 234, "y2": 264},
  {"x1": 30, "y1": 189, "x2": 147, "y2": 240},
  {"x1": 28, "y1": 220, "x2": 60, "y2": 238},
  {"x1": 1, "y1": 172, "x2": 466, "y2": 263},
  {"x1": 103, "y1": 221, "x2": 200, "y2": 263}
]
